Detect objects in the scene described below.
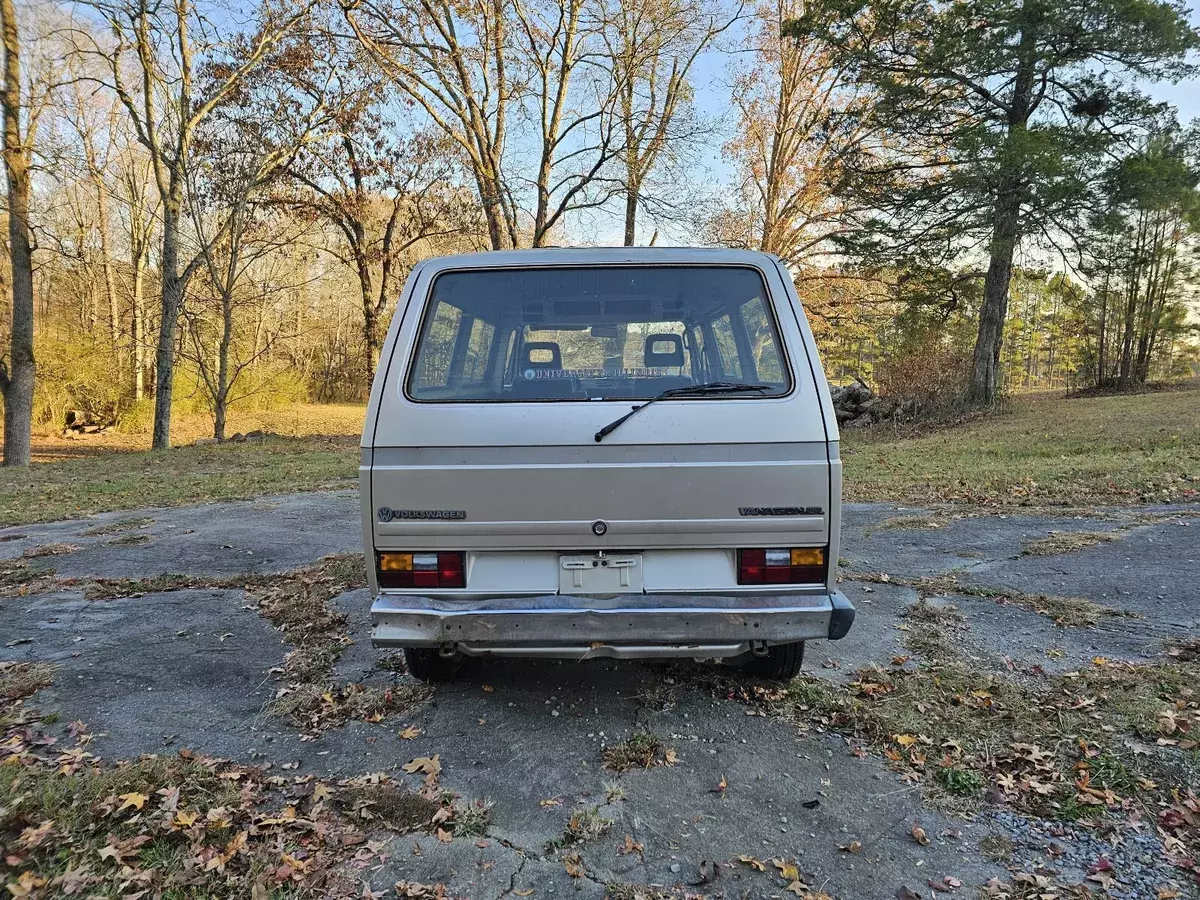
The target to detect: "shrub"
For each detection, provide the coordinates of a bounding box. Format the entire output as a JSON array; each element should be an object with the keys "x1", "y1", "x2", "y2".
[{"x1": 873, "y1": 333, "x2": 972, "y2": 413}]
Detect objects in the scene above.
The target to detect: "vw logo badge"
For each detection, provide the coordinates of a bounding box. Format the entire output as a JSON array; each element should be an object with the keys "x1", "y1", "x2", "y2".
[
  {"x1": 378, "y1": 506, "x2": 395, "y2": 522},
  {"x1": 591, "y1": 520, "x2": 608, "y2": 536}
]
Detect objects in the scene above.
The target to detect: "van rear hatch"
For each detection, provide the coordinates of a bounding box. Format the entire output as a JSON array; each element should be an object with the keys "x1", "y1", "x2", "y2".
[{"x1": 367, "y1": 260, "x2": 836, "y2": 595}]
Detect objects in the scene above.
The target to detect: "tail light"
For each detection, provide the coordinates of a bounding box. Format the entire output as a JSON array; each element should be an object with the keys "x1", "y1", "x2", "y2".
[
  {"x1": 738, "y1": 547, "x2": 826, "y2": 585},
  {"x1": 377, "y1": 552, "x2": 465, "y2": 589}
]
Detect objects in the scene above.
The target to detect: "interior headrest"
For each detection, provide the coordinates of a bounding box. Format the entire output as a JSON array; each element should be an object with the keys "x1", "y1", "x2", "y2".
[
  {"x1": 644, "y1": 333, "x2": 684, "y2": 368},
  {"x1": 522, "y1": 341, "x2": 562, "y2": 369}
]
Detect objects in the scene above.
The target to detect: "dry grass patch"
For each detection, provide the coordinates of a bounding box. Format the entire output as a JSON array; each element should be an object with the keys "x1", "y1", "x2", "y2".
[
  {"x1": 20, "y1": 543, "x2": 79, "y2": 559},
  {"x1": 564, "y1": 805, "x2": 613, "y2": 843},
  {"x1": 252, "y1": 555, "x2": 431, "y2": 733},
  {"x1": 0, "y1": 662, "x2": 54, "y2": 703},
  {"x1": 849, "y1": 571, "x2": 1136, "y2": 628},
  {"x1": 83, "y1": 572, "x2": 245, "y2": 600},
  {"x1": 104, "y1": 533, "x2": 152, "y2": 547},
  {"x1": 1019, "y1": 530, "x2": 1121, "y2": 557},
  {"x1": 602, "y1": 733, "x2": 676, "y2": 773},
  {"x1": 0, "y1": 745, "x2": 367, "y2": 898},
  {"x1": 899, "y1": 598, "x2": 967, "y2": 663},
  {"x1": 337, "y1": 780, "x2": 440, "y2": 833},
  {"x1": 79, "y1": 517, "x2": 153, "y2": 537},
  {"x1": 0, "y1": 435, "x2": 357, "y2": 527},
  {"x1": 0, "y1": 559, "x2": 56, "y2": 598}
]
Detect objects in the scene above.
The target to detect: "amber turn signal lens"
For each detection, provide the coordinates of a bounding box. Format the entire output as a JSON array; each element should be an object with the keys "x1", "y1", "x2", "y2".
[
  {"x1": 378, "y1": 552, "x2": 413, "y2": 571},
  {"x1": 790, "y1": 547, "x2": 825, "y2": 566}
]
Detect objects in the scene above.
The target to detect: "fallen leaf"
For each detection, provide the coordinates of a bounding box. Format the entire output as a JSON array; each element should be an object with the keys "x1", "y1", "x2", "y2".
[
  {"x1": 910, "y1": 824, "x2": 929, "y2": 846},
  {"x1": 402, "y1": 755, "x2": 441, "y2": 776},
  {"x1": 436, "y1": 828, "x2": 452, "y2": 843},
  {"x1": 482, "y1": 684, "x2": 494, "y2": 692},
  {"x1": 16, "y1": 821, "x2": 54, "y2": 850},
  {"x1": 839, "y1": 841, "x2": 862, "y2": 854},
  {"x1": 398, "y1": 726, "x2": 422, "y2": 740},
  {"x1": 738, "y1": 854, "x2": 766, "y2": 871},
  {"x1": 514, "y1": 891, "x2": 534, "y2": 898},
  {"x1": 895, "y1": 888, "x2": 921, "y2": 900},
  {"x1": 711, "y1": 775, "x2": 727, "y2": 794},
  {"x1": 117, "y1": 792, "x2": 148, "y2": 812},
  {"x1": 173, "y1": 809, "x2": 198, "y2": 828},
  {"x1": 773, "y1": 858, "x2": 800, "y2": 881},
  {"x1": 617, "y1": 834, "x2": 644, "y2": 857}
]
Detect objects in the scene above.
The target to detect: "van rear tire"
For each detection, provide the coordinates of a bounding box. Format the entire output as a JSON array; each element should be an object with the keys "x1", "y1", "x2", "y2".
[
  {"x1": 741, "y1": 641, "x2": 804, "y2": 681},
  {"x1": 404, "y1": 648, "x2": 461, "y2": 683}
]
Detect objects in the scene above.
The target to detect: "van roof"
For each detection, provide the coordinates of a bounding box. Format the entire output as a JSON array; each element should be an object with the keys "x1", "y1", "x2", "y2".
[{"x1": 416, "y1": 247, "x2": 782, "y2": 274}]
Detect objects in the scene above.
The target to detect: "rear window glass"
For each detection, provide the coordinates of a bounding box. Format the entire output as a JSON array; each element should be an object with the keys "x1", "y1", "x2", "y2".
[{"x1": 406, "y1": 266, "x2": 792, "y2": 402}]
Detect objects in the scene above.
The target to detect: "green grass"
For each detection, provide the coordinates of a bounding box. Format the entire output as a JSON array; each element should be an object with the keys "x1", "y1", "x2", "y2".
[
  {"x1": 0, "y1": 436, "x2": 357, "y2": 527},
  {"x1": 842, "y1": 386, "x2": 1200, "y2": 506}
]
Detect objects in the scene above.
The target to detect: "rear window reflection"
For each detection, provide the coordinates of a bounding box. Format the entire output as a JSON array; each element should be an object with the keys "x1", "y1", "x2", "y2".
[{"x1": 407, "y1": 266, "x2": 791, "y2": 402}]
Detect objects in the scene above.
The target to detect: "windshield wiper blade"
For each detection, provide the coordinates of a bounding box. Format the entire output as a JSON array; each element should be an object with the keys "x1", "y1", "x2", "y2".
[{"x1": 594, "y1": 382, "x2": 773, "y2": 443}]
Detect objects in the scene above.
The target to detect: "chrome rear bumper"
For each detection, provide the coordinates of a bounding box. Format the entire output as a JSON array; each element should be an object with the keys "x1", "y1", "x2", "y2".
[{"x1": 370, "y1": 590, "x2": 854, "y2": 650}]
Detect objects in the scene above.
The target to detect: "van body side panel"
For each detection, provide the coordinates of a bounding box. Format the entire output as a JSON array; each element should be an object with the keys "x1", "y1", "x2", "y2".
[
  {"x1": 826, "y1": 443, "x2": 843, "y2": 594},
  {"x1": 360, "y1": 447, "x2": 378, "y2": 596}
]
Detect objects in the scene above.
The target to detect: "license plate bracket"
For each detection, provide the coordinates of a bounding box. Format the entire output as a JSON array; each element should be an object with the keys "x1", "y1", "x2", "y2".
[{"x1": 559, "y1": 553, "x2": 643, "y2": 593}]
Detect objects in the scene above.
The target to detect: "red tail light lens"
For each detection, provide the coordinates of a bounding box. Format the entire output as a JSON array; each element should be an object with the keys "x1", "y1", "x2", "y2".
[
  {"x1": 377, "y1": 552, "x2": 466, "y2": 589},
  {"x1": 737, "y1": 547, "x2": 826, "y2": 585}
]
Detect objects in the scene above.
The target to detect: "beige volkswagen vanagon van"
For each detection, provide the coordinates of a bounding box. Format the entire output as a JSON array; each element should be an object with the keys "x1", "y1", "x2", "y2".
[{"x1": 360, "y1": 248, "x2": 853, "y2": 682}]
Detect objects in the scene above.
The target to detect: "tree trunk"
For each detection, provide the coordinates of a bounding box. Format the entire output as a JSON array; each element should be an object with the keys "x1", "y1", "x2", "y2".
[
  {"x1": 967, "y1": 187, "x2": 1020, "y2": 405},
  {"x1": 132, "y1": 241, "x2": 147, "y2": 401},
  {"x1": 213, "y1": 294, "x2": 233, "y2": 442},
  {"x1": 966, "y1": 20, "x2": 1037, "y2": 406},
  {"x1": 1, "y1": 0, "x2": 34, "y2": 467},
  {"x1": 623, "y1": 178, "x2": 639, "y2": 247},
  {"x1": 95, "y1": 175, "x2": 122, "y2": 370},
  {"x1": 152, "y1": 187, "x2": 184, "y2": 450},
  {"x1": 355, "y1": 252, "x2": 378, "y2": 383}
]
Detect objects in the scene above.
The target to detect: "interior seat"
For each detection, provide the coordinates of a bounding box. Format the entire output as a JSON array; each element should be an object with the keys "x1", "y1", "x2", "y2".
[
  {"x1": 640, "y1": 333, "x2": 692, "y2": 395},
  {"x1": 509, "y1": 341, "x2": 578, "y2": 399}
]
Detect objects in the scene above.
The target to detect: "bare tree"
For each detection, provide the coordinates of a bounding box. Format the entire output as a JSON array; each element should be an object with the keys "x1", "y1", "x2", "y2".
[
  {"x1": 114, "y1": 141, "x2": 159, "y2": 401},
  {"x1": 183, "y1": 149, "x2": 297, "y2": 440},
  {"x1": 344, "y1": 0, "x2": 629, "y2": 249},
  {"x1": 344, "y1": 0, "x2": 519, "y2": 249},
  {"x1": 601, "y1": 0, "x2": 736, "y2": 245},
  {"x1": 68, "y1": 0, "x2": 312, "y2": 448},
  {"x1": 511, "y1": 0, "x2": 624, "y2": 246},
  {"x1": 276, "y1": 35, "x2": 479, "y2": 379},
  {"x1": 712, "y1": 0, "x2": 866, "y2": 269}
]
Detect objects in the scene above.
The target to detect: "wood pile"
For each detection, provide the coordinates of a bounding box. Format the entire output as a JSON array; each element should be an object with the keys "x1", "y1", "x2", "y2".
[{"x1": 830, "y1": 379, "x2": 917, "y2": 427}]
